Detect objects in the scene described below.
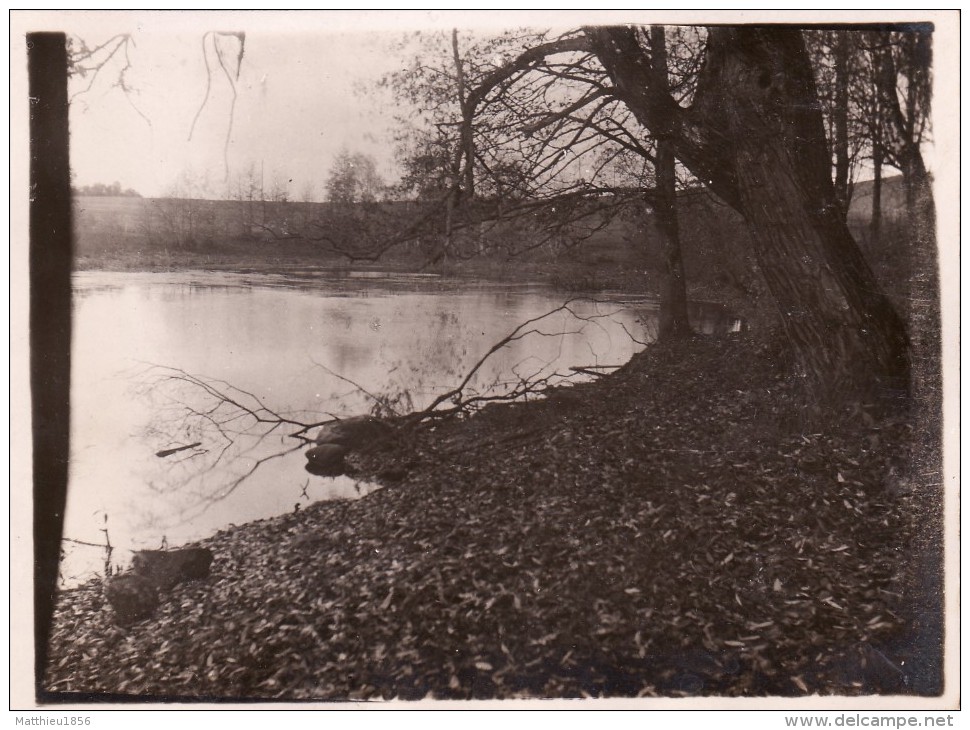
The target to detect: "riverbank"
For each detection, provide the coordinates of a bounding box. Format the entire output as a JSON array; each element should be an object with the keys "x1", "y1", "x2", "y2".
[
  {"x1": 43, "y1": 332, "x2": 937, "y2": 701},
  {"x1": 73, "y1": 246, "x2": 662, "y2": 300}
]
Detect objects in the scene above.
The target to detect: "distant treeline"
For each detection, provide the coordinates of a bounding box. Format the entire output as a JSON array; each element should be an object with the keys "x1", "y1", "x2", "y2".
[
  {"x1": 72, "y1": 176, "x2": 909, "y2": 312},
  {"x1": 73, "y1": 182, "x2": 141, "y2": 198}
]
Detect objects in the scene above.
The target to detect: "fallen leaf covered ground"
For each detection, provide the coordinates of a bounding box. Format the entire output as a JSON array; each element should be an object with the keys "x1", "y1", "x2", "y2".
[{"x1": 43, "y1": 333, "x2": 941, "y2": 701}]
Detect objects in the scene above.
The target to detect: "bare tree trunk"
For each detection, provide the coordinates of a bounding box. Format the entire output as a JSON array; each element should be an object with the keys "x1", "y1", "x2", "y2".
[
  {"x1": 870, "y1": 31, "x2": 941, "y2": 691},
  {"x1": 650, "y1": 26, "x2": 691, "y2": 340},
  {"x1": 444, "y1": 186, "x2": 455, "y2": 259},
  {"x1": 899, "y1": 145, "x2": 938, "y2": 410},
  {"x1": 872, "y1": 29, "x2": 937, "y2": 402},
  {"x1": 872, "y1": 30, "x2": 936, "y2": 254},
  {"x1": 441, "y1": 28, "x2": 475, "y2": 262},
  {"x1": 653, "y1": 140, "x2": 691, "y2": 340},
  {"x1": 703, "y1": 29, "x2": 908, "y2": 399},
  {"x1": 902, "y1": 149, "x2": 935, "y2": 250},
  {"x1": 871, "y1": 145, "x2": 883, "y2": 244},
  {"x1": 833, "y1": 32, "x2": 851, "y2": 219},
  {"x1": 452, "y1": 29, "x2": 476, "y2": 199}
]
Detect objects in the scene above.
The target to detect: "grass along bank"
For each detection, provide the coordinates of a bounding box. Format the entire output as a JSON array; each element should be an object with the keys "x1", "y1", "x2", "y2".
[{"x1": 43, "y1": 333, "x2": 935, "y2": 700}]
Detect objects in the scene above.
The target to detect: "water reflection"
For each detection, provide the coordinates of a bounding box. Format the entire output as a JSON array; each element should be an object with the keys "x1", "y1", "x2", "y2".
[{"x1": 63, "y1": 271, "x2": 740, "y2": 585}]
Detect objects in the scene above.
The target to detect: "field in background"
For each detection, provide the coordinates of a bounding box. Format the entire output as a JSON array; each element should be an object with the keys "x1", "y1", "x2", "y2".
[{"x1": 72, "y1": 177, "x2": 911, "y2": 320}]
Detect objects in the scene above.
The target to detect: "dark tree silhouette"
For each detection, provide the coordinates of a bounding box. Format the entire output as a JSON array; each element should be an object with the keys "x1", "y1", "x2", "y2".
[
  {"x1": 452, "y1": 25, "x2": 911, "y2": 403},
  {"x1": 29, "y1": 31, "x2": 73, "y2": 699}
]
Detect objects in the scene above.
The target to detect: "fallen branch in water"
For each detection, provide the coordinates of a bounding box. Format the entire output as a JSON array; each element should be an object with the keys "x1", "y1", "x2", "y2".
[
  {"x1": 570, "y1": 363, "x2": 624, "y2": 377},
  {"x1": 155, "y1": 442, "x2": 202, "y2": 458},
  {"x1": 61, "y1": 537, "x2": 110, "y2": 550},
  {"x1": 309, "y1": 358, "x2": 408, "y2": 419},
  {"x1": 408, "y1": 298, "x2": 627, "y2": 422},
  {"x1": 129, "y1": 296, "x2": 645, "y2": 509},
  {"x1": 60, "y1": 512, "x2": 114, "y2": 582},
  {"x1": 570, "y1": 367, "x2": 609, "y2": 378},
  {"x1": 129, "y1": 364, "x2": 339, "y2": 517}
]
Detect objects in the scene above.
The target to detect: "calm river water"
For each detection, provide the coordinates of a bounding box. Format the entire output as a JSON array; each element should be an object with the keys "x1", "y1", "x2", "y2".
[{"x1": 63, "y1": 270, "x2": 740, "y2": 584}]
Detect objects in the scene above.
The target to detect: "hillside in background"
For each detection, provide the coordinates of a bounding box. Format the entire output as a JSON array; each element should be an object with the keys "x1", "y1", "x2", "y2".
[{"x1": 72, "y1": 176, "x2": 912, "y2": 310}]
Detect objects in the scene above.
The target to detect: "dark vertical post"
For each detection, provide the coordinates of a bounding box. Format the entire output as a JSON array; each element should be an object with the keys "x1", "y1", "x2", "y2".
[{"x1": 28, "y1": 32, "x2": 72, "y2": 697}]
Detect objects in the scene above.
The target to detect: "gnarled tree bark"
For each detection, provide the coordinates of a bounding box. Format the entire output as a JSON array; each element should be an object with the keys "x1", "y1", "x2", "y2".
[{"x1": 588, "y1": 26, "x2": 910, "y2": 402}]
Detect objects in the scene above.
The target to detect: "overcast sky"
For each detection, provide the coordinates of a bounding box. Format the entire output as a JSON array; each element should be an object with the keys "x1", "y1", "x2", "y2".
[
  {"x1": 15, "y1": 10, "x2": 952, "y2": 200},
  {"x1": 42, "y1": 10, "x2": 602, "y2": 201},
  {"x1": 62, "y1": 14, "x2": 413, "y2": 199}
]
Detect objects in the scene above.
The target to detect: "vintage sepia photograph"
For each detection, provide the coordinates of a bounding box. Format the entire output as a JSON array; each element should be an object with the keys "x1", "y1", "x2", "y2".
[{"x1": 13, "y1": 10, "x2": 958, "y2": 709}]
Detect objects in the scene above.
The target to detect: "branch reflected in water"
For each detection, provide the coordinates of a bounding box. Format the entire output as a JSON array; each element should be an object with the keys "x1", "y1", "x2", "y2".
[{"x1": 122, "y1": 297, "x2": 647, "y2": 522}]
